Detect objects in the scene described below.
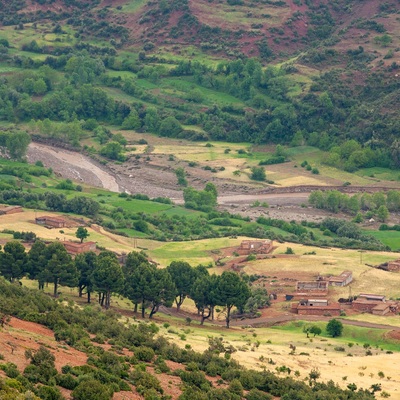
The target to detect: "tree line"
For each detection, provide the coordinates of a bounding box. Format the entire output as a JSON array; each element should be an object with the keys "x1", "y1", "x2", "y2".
[
  {"x1": 0, "y1": 241, "x2": 260, "y2": 328},
  {"x1": 308, "y1": 189, "x2": 400, "y2": 222}
]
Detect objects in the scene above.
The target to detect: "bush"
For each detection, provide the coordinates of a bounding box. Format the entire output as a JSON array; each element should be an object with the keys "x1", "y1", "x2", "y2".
[
  {"x1": 250, "y1": 167, "x2": 266, "y2": 181},
  {"x1": 135, "y1": 347, "x2": 155, "y2": 362},
  {"x1": 72, "y1": 379, "x2": 113, "y2": 400},
  {"x1": 55, "y1": 373, "x2": 78, "y2": 390},
  {"x1": 246, "y1": 389, "x2": 273, "y2": 400}
]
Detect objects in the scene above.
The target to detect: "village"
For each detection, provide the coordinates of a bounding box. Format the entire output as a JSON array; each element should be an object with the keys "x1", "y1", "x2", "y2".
[
  {"x1": 1, "y1": 205, "x2": 400, "y2": 322},
  {"x1": 225, "y1": 239, "x2": 400, "y2": 319}
]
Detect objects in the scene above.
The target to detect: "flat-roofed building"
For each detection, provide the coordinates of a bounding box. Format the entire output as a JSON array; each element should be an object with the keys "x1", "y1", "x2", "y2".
[
  {"x1": 0, "y1": 205, "x2": 23, "y2": 215},
  {"x1": 36, "y1": 216, "x2": 66, "y2": 228},
  {"x1": 236, "y1": 240, "x2": 273, "y2": 255},
  {"x1": 329, "y1": 271, "x2": 353, "y2": 287}
]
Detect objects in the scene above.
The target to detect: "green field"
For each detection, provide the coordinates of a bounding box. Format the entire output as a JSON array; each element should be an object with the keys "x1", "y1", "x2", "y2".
[{"x1": 365, "y1": 230, "x2": 400, "y2": 250}]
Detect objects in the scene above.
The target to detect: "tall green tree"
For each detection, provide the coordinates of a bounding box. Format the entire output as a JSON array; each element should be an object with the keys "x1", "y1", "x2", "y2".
[
  {"x1": 167, "y1": 261, "x2": 196, "y2": 311},
  {"x1": 190, "y1": 273, "x2": 219, "y2": 325},
  {"x1": 27, "y1": 240, "x2": 47, "y2": 289},
  {"x1": 92, "y1": 252, "x2": 124, "y2": 309},
  {"x1": 122, "y1": 251, "x2": 153, "y2": 313},
  {"x1": 148, "y1": 268, "x2": 176, "y2": 318},
  {"x1": 75, "y1": 251, "x2": 97, "y2": 302},
  {"x1": 215, "y1": 271, "x2": 251, "y2": 328},
  {"x1": 124, "y1": 262, "x2": 157, "y2": 318},
  {"x1": 44, "y1": 242, "x2": 79, "y2": 297},
  {"x1": 0, "y1": 241, "x2": 27, "y2": 282}
]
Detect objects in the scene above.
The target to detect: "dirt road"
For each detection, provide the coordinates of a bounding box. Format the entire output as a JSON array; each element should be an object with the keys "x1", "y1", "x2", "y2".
[{"x1": 160, "y1": 306, "x2": 400, "y2": 331}]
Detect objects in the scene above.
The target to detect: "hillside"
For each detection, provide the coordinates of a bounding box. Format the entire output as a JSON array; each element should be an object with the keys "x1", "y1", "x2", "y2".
[{"x1": 0, "y1": 0, "x2": 398, "y2": 159}]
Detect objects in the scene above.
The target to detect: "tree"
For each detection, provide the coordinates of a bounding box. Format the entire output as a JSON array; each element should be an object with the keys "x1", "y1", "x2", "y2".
[
  {"x1": 43, "y1": 242, "x2": 79, "y2": 297},
  {"x1": 75, "y1": 227, "x2": 89, "y2": 243},
  {"x1": 72, "y1": 379, "x2": 113, "y2": 400},
  {"x1": 159, "y1": 116, "x2": 182, "y2": 137},
  {"x1": 0, "y1": 241, "x2": 27, "y2": 282},
  {"x1": 250, "y1": 167, "x2": 266, "y2": 181},
  {"x1": 100, "y1": 141, "x2": 125, "y2": 161},
  {"x1": 175, "y1": 167, "x2": 188, "y2": 187},
  {"x1": 144, "y1": 107, "x2": 160, "y2": 133},
  {"x1": 190, "y1": 274, "x2": 218, "y2": 325},
  {"x1": 6, "y1": 131, "x2": 31, "y2": 160},
  {"x1": 24, "y1": 346, "x2": 57, "y2": 384},
  {"x1": 92, "y1": 252, "x2": 124, "y2": 309},
  {"x1": 122, "y1": 251, "x2": 153, "y2": 313},
  {"x1": 75, "y1": 251, "x2": 97, "y2": 302},
  {"x1": 215, "y1": 271, "x2": 251, "y2": 328},
  {"x1": 376, "y1": 205, "x2": 389, "y2": 222},
  {"x1": 167, "y1": 261, "x2": 197, "y2": 311},
  {"x1": 148, "y1": 268, "x2": 176, "y2": 318},
  {"x1": 121, "y1": 109, "x2": 140, "y2": 130},
  {"x1": 124, "y1": 262, "x2": 157, "y2": 317},
  {"x1": 309, "y1": 325, "x2": 322, "y2": 337},
  {"x1": 326, "y1": 319, "x2": 343, "y2": 337},
  {"x1": 27, "y1": 240, "x2": 47, "y2": 289}
]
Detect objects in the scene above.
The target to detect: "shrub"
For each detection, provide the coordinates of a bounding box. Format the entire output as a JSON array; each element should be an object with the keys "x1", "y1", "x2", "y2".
[
  {"x1": 135, "y1": 347, "x2": 155, "y2": 362},
  {"x1": 55, "y1": 373, "x2": 78, "y2": 390},
  {"x1": 72, "y1": 379, "x2": 113, "y2": 400},
  {"x1": 250, "y1": 167, "x2": 266, "y2": 181}
]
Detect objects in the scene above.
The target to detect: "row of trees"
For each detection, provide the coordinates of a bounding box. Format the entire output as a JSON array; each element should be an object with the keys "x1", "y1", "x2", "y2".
[
  {"x1": 308, "y1": 189, "x2": 400, "y2": 220},
  {"x1": 0, "y1": 241, "x2": 254, "y2": 327}
]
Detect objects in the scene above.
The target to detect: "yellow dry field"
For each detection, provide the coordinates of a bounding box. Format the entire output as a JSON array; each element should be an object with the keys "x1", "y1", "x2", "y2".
[
  {"x1": 151, "y1": 143, "x2": 251, "y2": 163},
  {"x1": 244, "y1": 242, "x2": 400, "y2": 298},
  {"x1": 157, "y1": 322, "x2": 400, "y2": 397},
  {"x1": 276, "y1": 176, "x2": 329, "y2": 186},
  {"x1": 0, "y1": 211, "x2": 138, "y2": 253}
]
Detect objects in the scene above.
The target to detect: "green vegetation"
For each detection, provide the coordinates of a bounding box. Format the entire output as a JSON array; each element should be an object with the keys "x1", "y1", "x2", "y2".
[
  {"x1": 326, "y1": 319, "x2": 344, "y2": 338},
  {"x1": 0, "y1": 277, "x2": 378, "y2": 400}
]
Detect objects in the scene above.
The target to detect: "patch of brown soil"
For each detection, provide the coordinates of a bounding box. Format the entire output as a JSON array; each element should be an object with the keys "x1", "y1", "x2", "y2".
[
  {"x1": 385, "y1": 329, "x2": 400, "y2": 341},
  {"x1": 0, "y1": 317, "x2": 87, "y2": 372}
]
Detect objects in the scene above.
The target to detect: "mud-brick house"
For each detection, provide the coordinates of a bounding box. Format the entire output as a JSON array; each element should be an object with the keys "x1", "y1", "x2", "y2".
[
  {"x1": 62, "y1": 241, "x2": 96, "y2": 255},
  {"x1": 352, "y1": 294, "x2": 386, "y2": 313},
  {"x1": 291, "y1": 299, "x2": 341, "y2": 316},
  {"x1": 236, "y1": 240, "x2": 273, "y2": 255},
  {"x1": 329, "y1": 270, "x2": 353, "y2": 287},
  {"x1": 36, "y1": 215, "x2": 66, "y2": 228},
  {"x1": 295, "y1": 280, "x2": 329, "y2": 296},
  {"x1": 387, "y1": 259, "x2": 400, "y2": 272},
  {"x1": 0, "y1": 205, "x2": 23, "y2": 215},
  {"x1": 371, "y1": 302, "x2": 397, "y2": 316},
  {"x1": 358, "y1": 294, "x2": 385, "y2": 302},
  {"x1": 351, "y1": 300, "x2": 378, "y2": 313}
]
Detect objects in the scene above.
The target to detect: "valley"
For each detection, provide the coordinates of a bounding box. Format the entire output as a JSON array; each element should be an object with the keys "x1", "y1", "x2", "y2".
[{"x1": 0, "y1": 0, "x2": 399, "y2": 399}]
